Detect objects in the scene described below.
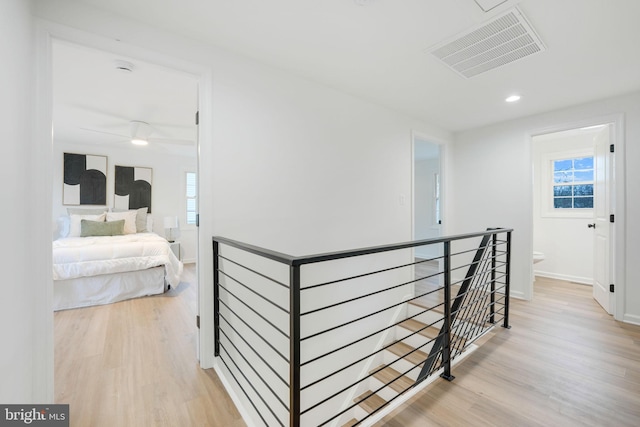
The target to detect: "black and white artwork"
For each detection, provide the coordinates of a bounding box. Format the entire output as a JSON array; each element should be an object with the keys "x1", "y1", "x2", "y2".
[
  {"x1": 114, "y1": 166, "x2": 153, "y2": 213},
  {"x1": 63, "y1": 153, "x2": 107, "y2": 205}
]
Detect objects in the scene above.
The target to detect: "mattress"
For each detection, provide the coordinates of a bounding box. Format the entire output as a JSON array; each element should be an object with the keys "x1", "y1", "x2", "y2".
[{"x1": 52, "y1": 232, "x2": 183, "y2": 287}]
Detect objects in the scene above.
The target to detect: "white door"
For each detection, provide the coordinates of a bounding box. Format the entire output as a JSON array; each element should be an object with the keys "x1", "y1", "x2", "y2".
[{"x1": 592, "y1": 125, "x2": 613, "y2": 314}]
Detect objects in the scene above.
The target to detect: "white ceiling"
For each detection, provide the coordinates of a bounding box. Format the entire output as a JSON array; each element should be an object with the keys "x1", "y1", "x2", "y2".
[
  {"x1": 52, "y1": 40, "x2": 198, "y2": 154},
  {"x1": 67, "y1": 0, "x2": 640, "y2": 132}
]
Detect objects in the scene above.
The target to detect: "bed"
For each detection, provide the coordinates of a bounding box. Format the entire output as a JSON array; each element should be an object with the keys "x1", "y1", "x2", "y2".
[{"x1": 52, "y1": 208, "x2": 183, "y2": 311}]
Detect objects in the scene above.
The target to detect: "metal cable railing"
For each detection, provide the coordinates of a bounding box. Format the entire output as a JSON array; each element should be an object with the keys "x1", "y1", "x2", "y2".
[{"x1": 213, "y1": 228, "x2": 512, "y2": 427}]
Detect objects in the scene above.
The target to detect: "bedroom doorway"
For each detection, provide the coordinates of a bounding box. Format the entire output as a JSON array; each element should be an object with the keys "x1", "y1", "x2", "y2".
[{"x1": 50, "y1": 39, "x2": 201, "y2": 353}]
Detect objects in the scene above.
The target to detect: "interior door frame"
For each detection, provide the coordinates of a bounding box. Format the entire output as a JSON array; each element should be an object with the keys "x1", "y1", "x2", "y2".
[
  {"x1": 527, "y1": 114, "x2": 625, "y2": 322},
  {"x1": 34, "y1": 19, "x2": 215, "y2": 401},
  {"x1": 593, "y1": 125, "x2": 613, "y2": 314},
  {"x1": 411, "y1": 130, "x2": 449, "y2": 242}
]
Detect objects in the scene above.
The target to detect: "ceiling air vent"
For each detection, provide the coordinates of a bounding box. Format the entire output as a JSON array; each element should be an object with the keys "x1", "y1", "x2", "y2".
[{"x1": 428, "y1": 7, "x2": 545, "y2": 78}]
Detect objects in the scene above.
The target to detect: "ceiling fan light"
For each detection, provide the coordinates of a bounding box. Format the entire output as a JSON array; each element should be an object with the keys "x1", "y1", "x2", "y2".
[{"x1": 131, "y1": 138, "x2": 148, "y2": 146}]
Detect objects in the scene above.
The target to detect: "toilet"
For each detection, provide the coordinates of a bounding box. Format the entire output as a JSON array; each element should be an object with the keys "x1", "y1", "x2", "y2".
[{"x1": 533, "y1": 251, "x2": 545, "y2": 264}]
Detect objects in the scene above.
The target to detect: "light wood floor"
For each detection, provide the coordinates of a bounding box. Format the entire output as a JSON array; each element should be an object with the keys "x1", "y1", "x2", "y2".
[
  {"x1": 54, "y1": 264, "x2": 245, "y2": 427},
  {"x1": 377, "y1": 276, "x2": 640, "y2": 426},
  {"x1": 56, "y1": 272, "x2": 640, "y2": 426}
]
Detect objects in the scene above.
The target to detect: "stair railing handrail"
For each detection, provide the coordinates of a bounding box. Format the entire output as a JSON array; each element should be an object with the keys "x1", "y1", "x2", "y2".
[
  {"x1": 213, "y1": 227, "x2": 513, "y2": 427},
  {"x1": 213, "y1": 228, "x2": 512, "y2": 267}
]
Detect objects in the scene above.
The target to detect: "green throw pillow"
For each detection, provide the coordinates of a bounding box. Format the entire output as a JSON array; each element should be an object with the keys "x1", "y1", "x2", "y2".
[{"x1": 80, "y1": 219, "x2": 125, "y2": 237}]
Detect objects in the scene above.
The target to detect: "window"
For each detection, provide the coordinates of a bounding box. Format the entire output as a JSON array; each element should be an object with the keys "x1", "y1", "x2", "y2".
[
  {"x1": 553, "y1": 156, "x2": 594, "y2": 209},
  {"x1": 186, "y1": 172, "x2": 197, "y2": 225}
]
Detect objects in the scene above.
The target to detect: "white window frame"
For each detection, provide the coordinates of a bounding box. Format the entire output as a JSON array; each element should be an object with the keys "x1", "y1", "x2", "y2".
[
  {"x1": 541, "y1": 149, "x2": 594, "y2": 218},
  {"x1": 185, "y1": 171, "x2": 197, "y2": 227},
  {"x1": 434, "y1": 172, "x2": 441, "y2": 226}
]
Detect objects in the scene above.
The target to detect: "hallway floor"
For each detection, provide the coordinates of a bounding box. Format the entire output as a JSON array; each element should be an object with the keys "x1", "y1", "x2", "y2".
[{"x1": 55, "y1": 272, "x2": 640, "y2": 426}]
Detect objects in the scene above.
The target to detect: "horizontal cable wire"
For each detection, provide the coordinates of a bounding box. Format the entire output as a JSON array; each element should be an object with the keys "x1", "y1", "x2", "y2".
[
  {"x1": 219, "y1": 302, "x2": 290, "y2": 365},
  {"x1": 300, "y1": 255, "x2": 443, "y2": 291},
  {"x1": 301, "y1": 284, "x2": 447, "y2": 342},
  {"x1": 219, "y1": 328, "x2": 290, "y2": 411},
  {"x1": 314, "y1": 333, "x2": 443, "y2": 426},
  {"x1": 317, "y1": 331, "x2": 451, "y2": 427},
  {"x1": 219, "y1": 283, "x2": 289, "y2": 338},
  {"x1": 218, "y1": 253, "x2": 289, "y2": 288},
  {"x1": 219, "y1": 343, "x2": 285, "y2": 427},
  {"x1": 301, "y1": 275, "x2": 428, "y2": 317},
  {"x1": 301, "y1": 305, "x2": 444, "y2": 382},
  {"x1": 301, "y1": 289, "x2": 444, "y2": 367},
  {"x1": 218, "y1": 354, "x2": 270, "y2": 427},
  {"x1": 219, "y1": 269, "x2": 289, "y2": 314},
  {"x1": 300, "y1": 326, "x2": 443, "y2": 414},
  {"x1": 450, "y1": 267, "x2": 507, "y2": 288}
]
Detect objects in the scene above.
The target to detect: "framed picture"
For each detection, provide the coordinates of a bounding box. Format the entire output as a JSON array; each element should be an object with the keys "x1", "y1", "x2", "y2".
[
  {"x1": 114, "y1": 165, "x2": 153, "y2": 213},
  {"x1": 63, "y1": 153, "x2": 107, "y2": 205}
]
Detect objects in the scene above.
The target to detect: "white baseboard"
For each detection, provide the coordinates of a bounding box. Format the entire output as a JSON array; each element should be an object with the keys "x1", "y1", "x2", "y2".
[
  {"x1": 213, "y1": 360, "x2": 260, "y2": 427},
  {"x1": 623, "y1": 314, "x2": 640, "y2": 326},
  {"x1": 534, "y1": 270, "x2": 592, "y2": 285},
  {"x1": 509, "y1": 289, "x2": 526, "y2": 300}
]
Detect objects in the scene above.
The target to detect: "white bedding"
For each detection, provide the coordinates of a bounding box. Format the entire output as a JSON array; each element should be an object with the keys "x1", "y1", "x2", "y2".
[{"x1": 53, "y1": 232, "x2": 183, "y2": 287}]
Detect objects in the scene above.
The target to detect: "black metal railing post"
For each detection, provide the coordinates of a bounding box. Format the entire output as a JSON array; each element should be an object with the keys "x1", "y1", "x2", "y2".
[
  {"x1": 290, "y1": 264, "x2": 301, "y2": 427},
  {"x1": 440, "y1": 241, "x2": 455, "y2": 381},
  {"x1": 213, "y1": 239, "x2": 220, "y2": 356},
  {"x1": 503, "y1": 231, "x2": 512, "y2": 329},
  {"x1": 490, "y1": 232, "x2": 497, "y2": 324}
]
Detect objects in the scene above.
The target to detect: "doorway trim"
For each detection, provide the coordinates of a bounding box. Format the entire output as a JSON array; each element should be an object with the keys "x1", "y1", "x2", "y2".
[
  {"x1": 527, "y1": 113, "x2": 625, "y2": 322},
  {"x1": 411, "y1": 130, "x2": 449, "y2": 241},
  {"x1": 35, "y1": 19, "x2": 215, "y2": 401}
]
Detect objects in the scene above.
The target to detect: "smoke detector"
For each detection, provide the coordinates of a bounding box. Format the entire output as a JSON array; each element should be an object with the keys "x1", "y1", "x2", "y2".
[
  {"x1": 427, "y1": 6, "x2": 545, "y2": 78},
  {"x1": 114, "y1": 59, "x2": 135, "y2": 73}
]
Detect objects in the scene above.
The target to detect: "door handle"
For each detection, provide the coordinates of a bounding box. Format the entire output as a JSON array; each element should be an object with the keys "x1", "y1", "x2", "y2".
[{"x1": 588, "y1": 223, "x2": 596, "y2": 229}]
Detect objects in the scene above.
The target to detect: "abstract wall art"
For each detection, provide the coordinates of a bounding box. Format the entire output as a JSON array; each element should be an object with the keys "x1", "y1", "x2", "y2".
[
  {"x1": 63, "y1": 153, "x2": 107, "y2": 205},
  {"x1": 114, "y1": 165, "x2": 153, "y2": 213}
]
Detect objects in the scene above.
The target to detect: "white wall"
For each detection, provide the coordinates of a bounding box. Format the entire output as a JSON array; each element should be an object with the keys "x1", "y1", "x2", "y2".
[
  {"x1": 52, "y1": 141, "x2": 197, "y2": 262},
  {"x1": 451, "y1": 91, "x2": 638, "y2": 324},
  {"x1": 0, "y1": 0, "x2": 45, "y2": 403},
  {"x1": 32, "y1": 0, "x2": 452, "y2": 418},
  {"x1": 532, "y1": 131, "x2": 597, "y2": 284}
]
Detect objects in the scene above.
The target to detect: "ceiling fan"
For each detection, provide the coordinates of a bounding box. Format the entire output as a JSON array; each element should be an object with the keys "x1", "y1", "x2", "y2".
[{"x1": 79, "y1": 120, "x2": 194, "y2": 147}]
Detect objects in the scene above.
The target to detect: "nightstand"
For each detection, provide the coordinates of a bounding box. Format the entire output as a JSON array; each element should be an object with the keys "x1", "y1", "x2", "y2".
[{"x1": 168, "y1": 241, "x2": 181, "y2": 260}]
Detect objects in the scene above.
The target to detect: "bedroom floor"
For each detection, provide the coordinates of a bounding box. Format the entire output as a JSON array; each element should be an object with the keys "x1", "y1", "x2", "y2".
[{"x1": 54, "y1": 264, "x2": 246, "y2": 427}]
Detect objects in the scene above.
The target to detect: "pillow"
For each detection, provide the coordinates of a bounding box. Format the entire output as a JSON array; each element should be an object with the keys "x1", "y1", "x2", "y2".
[
  {"x1": 81, "y1": 219, "x2": 125, "y2": 237},
  {"x1": 69, "y1": 213, "x2": 106, "y2": 237},
  {"x1": 111, "y1": 207, "x2": 149, "y2": 232},
  {"x1": 67, "y1": 207, "x2": 107, "y2": 216},
  {"x1": 106, "y1": 210, "x2": 138, "y2": 234},
  {"x1": 56, "y1": 215, "x2": 71, "y2": 239}
]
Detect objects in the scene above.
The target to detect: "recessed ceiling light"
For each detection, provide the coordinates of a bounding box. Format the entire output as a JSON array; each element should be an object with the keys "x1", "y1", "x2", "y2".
[
  {"x1": 131, "y1": 138, "x2": 148, "y2": 146},
  {"x1": 505, "y1": 95, "x2": 521, "y2": 103}
]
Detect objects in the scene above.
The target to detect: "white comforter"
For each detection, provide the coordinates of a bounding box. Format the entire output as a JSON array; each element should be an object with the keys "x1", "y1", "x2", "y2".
[{"x1": 52, "y1": 233, "x2": 183, "y2": 287}]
